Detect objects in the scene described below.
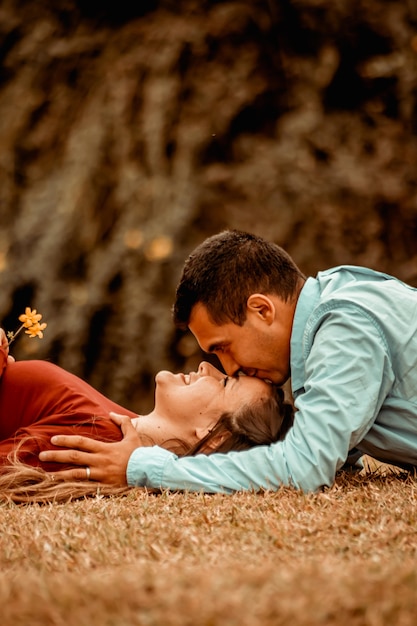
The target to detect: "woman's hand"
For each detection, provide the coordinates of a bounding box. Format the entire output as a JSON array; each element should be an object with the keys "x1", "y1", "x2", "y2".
[
  {"x1": 38, "y1": 413, "x2": 142, "y2": 485},
  {"x1": 0, "y1": 328, "x2": 15, "y2": 362}
]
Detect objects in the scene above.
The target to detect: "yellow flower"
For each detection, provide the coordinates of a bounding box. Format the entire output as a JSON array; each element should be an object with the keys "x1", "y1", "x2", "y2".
[
  {"x1": 25, "y1": 321, "x2": 47, "y2": 339},
  {"x1": 7, "y1": 308, "x2": 47, "y2": 346},
  {"x1": 18, "y1": 307, "x2": 43, "y2": 328}
]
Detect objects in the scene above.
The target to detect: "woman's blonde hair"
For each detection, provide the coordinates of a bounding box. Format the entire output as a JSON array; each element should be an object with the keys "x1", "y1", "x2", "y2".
[{"x1": 0, "y1": 461, "x2": 131, "y2": 504}]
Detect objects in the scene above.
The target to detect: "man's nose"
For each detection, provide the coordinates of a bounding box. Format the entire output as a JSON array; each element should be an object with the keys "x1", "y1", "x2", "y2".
[
  {"x1": 218, "y1": 354, "x2": 240, "y2": 377},
  {"x1": 241, "y1": 368, "x2": 257, "y2": 377}
]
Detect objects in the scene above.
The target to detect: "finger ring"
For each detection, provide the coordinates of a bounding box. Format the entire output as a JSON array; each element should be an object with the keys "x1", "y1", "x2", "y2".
[{"x1": 85, "y1": 466, "x2": 91, "y2": 480}]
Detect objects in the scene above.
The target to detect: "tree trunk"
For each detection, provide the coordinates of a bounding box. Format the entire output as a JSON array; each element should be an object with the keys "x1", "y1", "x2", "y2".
[{"x1": 0, "y1": 0, "x2": 416, "y2": 410}]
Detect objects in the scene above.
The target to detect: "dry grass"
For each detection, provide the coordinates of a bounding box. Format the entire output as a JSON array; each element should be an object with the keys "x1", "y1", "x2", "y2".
[{"x1": 1, "y1": 459, "x2": 417, "y2": 625}]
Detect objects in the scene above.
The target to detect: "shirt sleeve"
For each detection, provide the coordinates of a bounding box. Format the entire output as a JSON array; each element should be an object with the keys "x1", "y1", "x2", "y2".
[
  {"x1": 126, "y1": 444, "x2": 294, "y2": 493},
  {"x1": 286, "y1": 305, "x2": 394, "y2": 487},
  {"x1": 127, "y1": 305, "x2": 394, "y2": 493}
]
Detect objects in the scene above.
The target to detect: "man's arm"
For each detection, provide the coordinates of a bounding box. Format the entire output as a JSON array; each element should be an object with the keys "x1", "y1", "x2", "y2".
[
  {"x1": 124, "y1": 306, "x2": 393, "y2": 493},
  {"x1": 40, "y1": 308, "x2": 393, "y2": 492}
]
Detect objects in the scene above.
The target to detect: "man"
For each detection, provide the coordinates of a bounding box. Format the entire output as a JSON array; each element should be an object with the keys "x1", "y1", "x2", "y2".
[{"x1": 39, "y1": 229, "x2": 417, "y2": 492}]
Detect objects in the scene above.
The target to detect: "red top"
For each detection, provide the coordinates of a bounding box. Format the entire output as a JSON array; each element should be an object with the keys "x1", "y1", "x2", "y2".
[{"x1": 0, "y1": 349, "x2": 138, "y2": 471}]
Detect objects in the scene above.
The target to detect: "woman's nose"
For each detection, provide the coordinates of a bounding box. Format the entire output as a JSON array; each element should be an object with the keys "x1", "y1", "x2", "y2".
[{"x1": 198, "y1": 361, "x2": 223, "y2": 379}]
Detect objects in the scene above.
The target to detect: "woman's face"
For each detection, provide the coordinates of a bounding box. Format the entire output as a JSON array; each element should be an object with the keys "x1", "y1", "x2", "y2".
[{"x1": 138, "y1": 361, "x2": 273, "y2": 447}]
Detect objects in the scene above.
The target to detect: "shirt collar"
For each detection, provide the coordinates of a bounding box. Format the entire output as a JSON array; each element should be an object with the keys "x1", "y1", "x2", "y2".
[{"x1": 290, "y1": 276, "x2": 320, "y2": 392}]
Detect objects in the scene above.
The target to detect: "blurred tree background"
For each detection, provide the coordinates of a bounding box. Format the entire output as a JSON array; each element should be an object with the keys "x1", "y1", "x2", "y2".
[{"x1": 0, "y1": 0, "x2": 416, "y2": 412}]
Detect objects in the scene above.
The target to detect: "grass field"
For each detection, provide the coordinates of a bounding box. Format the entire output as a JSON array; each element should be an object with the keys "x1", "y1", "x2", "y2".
[{"x1": 1, "y1": 460, "x2": 417, "y2": 625}]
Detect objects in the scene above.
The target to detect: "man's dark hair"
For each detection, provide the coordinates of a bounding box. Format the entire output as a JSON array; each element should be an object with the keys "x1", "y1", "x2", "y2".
[{"x1": 173, "y1": 229, "x2": 305, "y2": 328}]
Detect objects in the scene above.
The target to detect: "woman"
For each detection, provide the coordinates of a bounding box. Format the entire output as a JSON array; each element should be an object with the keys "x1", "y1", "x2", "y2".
[{"x1": 0, "y1": 339, "x2": 293, "y2": 502}]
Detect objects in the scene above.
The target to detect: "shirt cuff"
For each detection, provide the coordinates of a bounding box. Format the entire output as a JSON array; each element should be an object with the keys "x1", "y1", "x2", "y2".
[{"x1": 126, "y1": 445, "x2": 177, "y2": 487}]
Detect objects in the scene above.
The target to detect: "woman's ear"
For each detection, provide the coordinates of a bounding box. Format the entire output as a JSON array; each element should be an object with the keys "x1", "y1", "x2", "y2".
[{"x1": 246, "y1": 294, "x2": 275, "y2": 325}]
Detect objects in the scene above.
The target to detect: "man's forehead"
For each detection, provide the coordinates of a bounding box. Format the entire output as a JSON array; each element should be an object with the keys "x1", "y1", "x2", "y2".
[
  {"x1": 189, "y1": 304, "x2": 229, "y2": 349},
  {"x1": 189, "y1": 302, "x2": 217, "y2": 331}
]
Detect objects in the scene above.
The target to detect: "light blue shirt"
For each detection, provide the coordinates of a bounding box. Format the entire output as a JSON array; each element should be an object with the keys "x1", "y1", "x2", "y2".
[{"x1": 127, "y1": 266, "x2": 417, "y2": 493}]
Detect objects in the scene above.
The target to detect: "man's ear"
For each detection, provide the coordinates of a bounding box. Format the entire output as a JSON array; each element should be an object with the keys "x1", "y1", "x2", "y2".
[{"x1": 246, "y1": 294, "x2": 275, "y2": 325}]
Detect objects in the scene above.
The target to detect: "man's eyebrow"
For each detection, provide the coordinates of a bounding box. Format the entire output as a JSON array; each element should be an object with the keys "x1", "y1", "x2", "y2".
[{"x1": 207, "y1": 342, "x2": 224, "y2": 353}]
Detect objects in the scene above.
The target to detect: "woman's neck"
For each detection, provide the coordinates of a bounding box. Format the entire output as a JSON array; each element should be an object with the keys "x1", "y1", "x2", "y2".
[{"x1": 131, "y1": 412, "x2": 195, "y2": 453}]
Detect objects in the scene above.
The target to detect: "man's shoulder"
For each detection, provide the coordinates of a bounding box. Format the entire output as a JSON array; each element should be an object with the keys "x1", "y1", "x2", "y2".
[
  {"x1": 317, "y1": 265, "x2": 393, "y2": 281},
  {"x1": 316, "y1": 266, "x2": 416, "y2": 296}
]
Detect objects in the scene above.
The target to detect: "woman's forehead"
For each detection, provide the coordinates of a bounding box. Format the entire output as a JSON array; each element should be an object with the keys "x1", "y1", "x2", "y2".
[{"x1": 233, "y1": 375, "x2": 271, "y2": 395}]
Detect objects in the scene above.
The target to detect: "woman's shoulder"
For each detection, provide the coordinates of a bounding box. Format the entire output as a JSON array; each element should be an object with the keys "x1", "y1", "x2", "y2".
[{"x1": 4, "y1": 357, "x2": 77, "y2": 387}]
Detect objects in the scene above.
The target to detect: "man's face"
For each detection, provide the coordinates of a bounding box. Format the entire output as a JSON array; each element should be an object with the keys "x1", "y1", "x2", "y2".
[{"x1": 188, "y1": 300, "x2": 292, "y2": 385}]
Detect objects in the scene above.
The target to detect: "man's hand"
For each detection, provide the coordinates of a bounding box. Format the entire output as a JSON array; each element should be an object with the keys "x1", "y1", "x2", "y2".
[
  {"x1": 38, "y1": 413, "x2": 142, "y2": 485},
  {"x1": 0, "y1": 328, "x2": 15, "y2": 362}
]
